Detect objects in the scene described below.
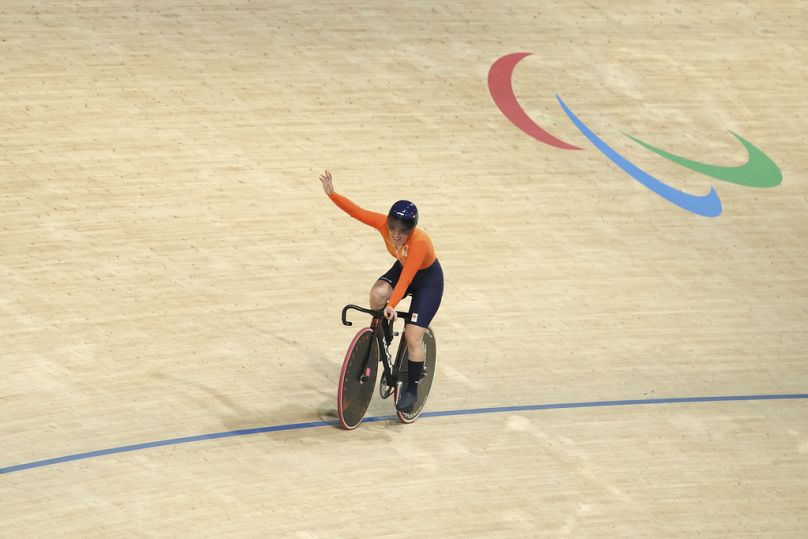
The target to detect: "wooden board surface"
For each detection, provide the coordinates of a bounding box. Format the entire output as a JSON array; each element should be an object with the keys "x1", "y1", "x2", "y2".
[{"x1": 2, "y1": 1, "x2": 807, "y2": 537}]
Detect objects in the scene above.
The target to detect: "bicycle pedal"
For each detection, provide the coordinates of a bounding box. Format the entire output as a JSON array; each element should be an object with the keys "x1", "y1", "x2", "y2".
[{"x1": 379, "y1": 376, "x2": 394, "y2": 399}]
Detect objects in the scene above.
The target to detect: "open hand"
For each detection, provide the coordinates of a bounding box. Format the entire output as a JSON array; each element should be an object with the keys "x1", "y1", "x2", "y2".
[{"x1": 319, "y1": 170, "x2": 334, "y2": 196}]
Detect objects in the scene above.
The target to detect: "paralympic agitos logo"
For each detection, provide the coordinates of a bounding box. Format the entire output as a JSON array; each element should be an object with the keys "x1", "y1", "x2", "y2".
[{"x1": 488, "y1": 53, "x2": 782, "y2": 217}]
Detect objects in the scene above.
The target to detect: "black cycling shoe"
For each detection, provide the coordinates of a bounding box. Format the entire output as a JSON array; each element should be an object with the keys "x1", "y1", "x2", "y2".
[{"x1": 396, "y1": 390, "x2": 418, "y2": 413}]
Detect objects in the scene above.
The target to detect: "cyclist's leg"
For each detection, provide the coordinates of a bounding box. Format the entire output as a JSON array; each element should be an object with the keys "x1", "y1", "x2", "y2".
[
  {"x1": 406, "y1": 259, "x2": 444, "y2": 340},
  {"x1": 404, "y1": 324, "x2": 427, "y2": 362},
  {"x1": 396, "y1": 324, "x2": 425, "y2": 412},
  {"x1": 397, "y1": 261, "x2": 443, "y2": 412},
  {"x1": 406, "y1": 260, "x2": 443, "y2": 359},
  {"x1": 369, "y1": 279, "x2": 392, "y2": 310},
  {"x1": 372, "y1": 261, "x2": 403, "y2": 310}
]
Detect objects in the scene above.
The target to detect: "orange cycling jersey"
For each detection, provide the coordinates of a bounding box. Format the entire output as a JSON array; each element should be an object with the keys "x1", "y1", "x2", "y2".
[{"x1": 329, "y1": 192, "x2": 437, "y2": 309}]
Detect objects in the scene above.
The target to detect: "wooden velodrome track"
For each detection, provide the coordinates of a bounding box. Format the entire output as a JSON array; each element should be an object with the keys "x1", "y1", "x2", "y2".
[{"x1": 2, "y1": 1, "x2": 807, "y2": 536}]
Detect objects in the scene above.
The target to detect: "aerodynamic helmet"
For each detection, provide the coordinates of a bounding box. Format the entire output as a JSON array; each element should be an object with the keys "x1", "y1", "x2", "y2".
[{"x1": 387, "y1": 200, "x2": 418, "y2": 231}]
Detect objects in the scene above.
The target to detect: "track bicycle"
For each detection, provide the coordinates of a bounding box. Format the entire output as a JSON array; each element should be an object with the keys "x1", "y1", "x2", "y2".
[{"x1": 337, "y1": 304, "x2": 437, "y2": 430}]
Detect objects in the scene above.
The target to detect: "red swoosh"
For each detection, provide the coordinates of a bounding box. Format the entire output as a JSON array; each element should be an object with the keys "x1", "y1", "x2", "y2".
[{"x1": 488, "y1": 52, "x2": 581, "y2": 150}]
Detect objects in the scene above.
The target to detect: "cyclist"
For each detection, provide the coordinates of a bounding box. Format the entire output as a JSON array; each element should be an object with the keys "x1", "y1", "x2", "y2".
[{"x1": 319, "y1": 170, "x2": 443, "y2": 413}]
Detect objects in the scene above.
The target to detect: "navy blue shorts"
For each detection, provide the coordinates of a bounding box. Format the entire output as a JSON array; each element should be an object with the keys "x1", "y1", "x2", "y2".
[{"x1": 379, "y1": 259, "x2": 444, "y2": 328}]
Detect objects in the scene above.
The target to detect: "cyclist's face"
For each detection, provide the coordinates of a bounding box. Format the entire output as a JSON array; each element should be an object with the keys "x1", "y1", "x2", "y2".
[{"x1": 387, "y1": 223, "x2": 411, "y2": 247}]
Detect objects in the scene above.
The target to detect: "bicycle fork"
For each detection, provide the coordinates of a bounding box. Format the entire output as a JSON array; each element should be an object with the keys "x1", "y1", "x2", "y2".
[{"x1": 359, "y1": 318, "x2": 396, "y2": 383}]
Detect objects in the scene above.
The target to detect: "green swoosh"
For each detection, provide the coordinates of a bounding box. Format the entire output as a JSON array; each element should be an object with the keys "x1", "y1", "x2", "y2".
[{"x1": 625, "y1": 131, "x2": 782, "y2": 188}]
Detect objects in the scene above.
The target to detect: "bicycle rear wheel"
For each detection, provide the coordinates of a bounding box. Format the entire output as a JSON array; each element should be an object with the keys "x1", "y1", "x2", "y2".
[
  {"x1": 337, "y1": 328, "x2": 379, "y2": 430},
  {"x1": 394, "y1": 327, "x2": 437, "y2": 424}
]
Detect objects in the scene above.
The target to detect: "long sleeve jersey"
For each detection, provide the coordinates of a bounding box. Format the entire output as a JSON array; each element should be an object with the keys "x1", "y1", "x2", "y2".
[{"x1": 329, "y1": 192, "x2": 437, "y2": 308}]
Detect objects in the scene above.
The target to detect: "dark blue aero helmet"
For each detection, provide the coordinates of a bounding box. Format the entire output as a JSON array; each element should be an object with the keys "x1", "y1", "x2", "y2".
[{"x1": 388, "y1": 200, "x2": 418, "y2": 231}]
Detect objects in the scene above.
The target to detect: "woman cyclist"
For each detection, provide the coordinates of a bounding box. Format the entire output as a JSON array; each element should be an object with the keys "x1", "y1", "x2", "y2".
[{"x1": 319, "y1": 170, "x2": 443, "y2": 413}]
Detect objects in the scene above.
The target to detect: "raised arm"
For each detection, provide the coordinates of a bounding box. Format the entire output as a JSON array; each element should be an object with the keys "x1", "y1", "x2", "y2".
[{"x1": 319, "y1": 170, "x2": 386, "y2": 228}]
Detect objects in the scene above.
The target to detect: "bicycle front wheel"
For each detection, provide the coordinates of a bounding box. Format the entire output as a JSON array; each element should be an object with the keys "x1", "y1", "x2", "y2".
[{"x1": 337, "y1": 328, "x2": 379, "y2": 430}]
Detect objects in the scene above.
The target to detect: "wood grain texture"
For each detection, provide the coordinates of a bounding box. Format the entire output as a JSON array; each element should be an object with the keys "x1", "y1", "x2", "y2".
[{"x1": 2, "y1": 1, "x2": 806, "y2": 536}]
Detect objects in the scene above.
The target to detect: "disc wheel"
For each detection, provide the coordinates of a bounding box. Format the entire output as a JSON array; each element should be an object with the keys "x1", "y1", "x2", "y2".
[{"x1": 337, "y1": 328, "x2": 379, "y2": 429}]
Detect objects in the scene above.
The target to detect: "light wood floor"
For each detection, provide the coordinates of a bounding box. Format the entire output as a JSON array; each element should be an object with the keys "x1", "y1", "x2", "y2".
[{"x1": 2, "y1": 1, "x2": 807, "y2": 537}]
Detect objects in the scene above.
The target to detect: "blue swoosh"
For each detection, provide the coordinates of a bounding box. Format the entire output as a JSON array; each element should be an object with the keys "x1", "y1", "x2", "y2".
[{"x1": 556, "y1": 95, "x2": 723, "y2": 217}]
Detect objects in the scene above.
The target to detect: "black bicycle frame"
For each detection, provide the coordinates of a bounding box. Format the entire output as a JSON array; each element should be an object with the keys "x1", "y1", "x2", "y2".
[{"x1": 341, "y1": 304, "x2": 411, "y2": 384}]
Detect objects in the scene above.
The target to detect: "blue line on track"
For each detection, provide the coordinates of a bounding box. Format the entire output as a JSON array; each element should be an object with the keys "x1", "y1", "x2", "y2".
[{"x1": 2, "y1": 393, "x2": 806, "y2": 475}]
